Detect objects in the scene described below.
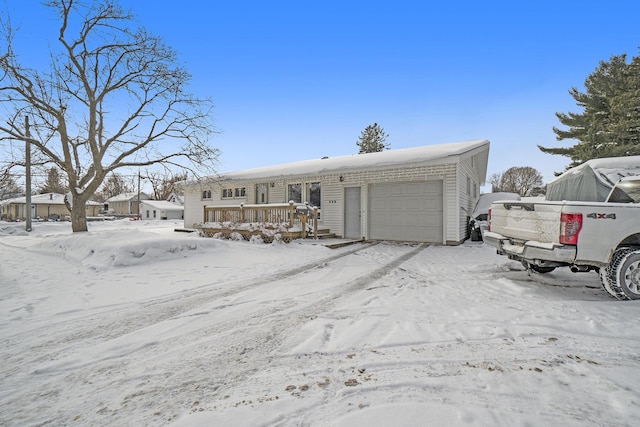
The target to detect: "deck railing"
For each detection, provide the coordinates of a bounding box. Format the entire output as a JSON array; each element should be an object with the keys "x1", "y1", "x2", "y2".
[{"x1": 202, "y1": 202, "x2": 318, "y2": 238}]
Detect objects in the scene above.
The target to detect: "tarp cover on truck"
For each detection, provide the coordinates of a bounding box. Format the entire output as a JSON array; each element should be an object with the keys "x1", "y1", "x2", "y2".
[{"x1": 546, "y1": 156, "x2": 640, "y2": 202}]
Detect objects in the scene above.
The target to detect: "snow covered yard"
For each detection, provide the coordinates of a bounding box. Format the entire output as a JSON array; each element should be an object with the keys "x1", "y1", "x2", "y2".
[{"x1": 1, "y1": 220, "x2": 639, "y2": 426}]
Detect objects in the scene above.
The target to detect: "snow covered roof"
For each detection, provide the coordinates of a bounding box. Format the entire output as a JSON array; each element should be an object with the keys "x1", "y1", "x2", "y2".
[
  {"x1": 200, "y1": 139, "x2": 489, "y2": 183},
  {"x1": 0, "y1": 193, "x2": 101, "y2": 206},
  {"x1": 107, "y1": 192, "x2": 151, "y2": 202},
  {"x1": 140, "y1": 200, "x2": 184, "y2": 211}
]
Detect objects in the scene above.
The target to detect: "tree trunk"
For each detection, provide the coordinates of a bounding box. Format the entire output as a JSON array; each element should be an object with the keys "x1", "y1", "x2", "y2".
[{"x1": 70, "y1": 197, "x2": 88, "y2": 232}]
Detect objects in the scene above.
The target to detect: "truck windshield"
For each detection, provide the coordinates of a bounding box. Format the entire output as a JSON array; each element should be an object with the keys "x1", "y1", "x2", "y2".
[{"x1": 607, "y1": 180, "x2": 640, "y2": 203}]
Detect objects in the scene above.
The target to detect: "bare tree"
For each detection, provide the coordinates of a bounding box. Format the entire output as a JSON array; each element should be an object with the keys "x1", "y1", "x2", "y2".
[
  {"x1": 491, "y1": 166, "x2": 543, "y2": 196},
  {"x1": 0, "y1": 171, "x2": 23, "y2": 199},
  {"x1": 0, "y1": 0, "x2": 219, "y2": 232},
  {"x1": 144, "y1": 169, "x2": 187, "y2": 200},
  {"x1": 100, "y1": 172, "x2": 132, "y2": 200}
]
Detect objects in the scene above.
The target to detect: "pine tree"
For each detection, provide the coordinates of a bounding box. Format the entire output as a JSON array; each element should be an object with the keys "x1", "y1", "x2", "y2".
[
  {"x1": 39, "y1": 167, "x2": 67, "y2": 194},
  {"x1": 356, "y1": 123, "x2": 390, "y2": 154},
  {"x1": 539, "y1": 51, "x2": 640, "y2": 167}
]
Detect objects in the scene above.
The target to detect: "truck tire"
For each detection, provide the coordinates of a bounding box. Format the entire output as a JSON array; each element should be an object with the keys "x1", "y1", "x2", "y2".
[
  {"x1": 600, "y1": 247, "x2": 633, "y2": 299},
  {"x1": 521, "y1": 261, "x2": 556, "y2": 274},
  {"x1": 612, "y1": 249, "x2": 640, "y2": 300}
]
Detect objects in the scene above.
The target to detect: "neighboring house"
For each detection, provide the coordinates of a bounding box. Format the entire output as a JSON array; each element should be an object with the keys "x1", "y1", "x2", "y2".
[
  {"x1": 106, "y1": 192, "x2": 151, "y2": 215},
  {"x1": 0, "y1": 193, "x2": 101, "y2": 221},
  {"x1": 183, "y1": 139, "x2": 489, "y2": 244},
  {"x1": 140, "y1": 199, "x2": 184, "y2": 220},
  {"x1": 546, "y1": 155, "x2": 640, "y2": 202},
  {"x1": 166, "y1": 192, "x2": 184, "y2": 205}
]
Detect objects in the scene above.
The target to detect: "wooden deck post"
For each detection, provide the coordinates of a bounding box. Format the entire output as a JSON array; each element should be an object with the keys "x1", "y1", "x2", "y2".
[
  {"x1": 313, "y1": 207, "x2": 318, "y2": 239},
  {"x1": 288, "y1": 201, "x2": 294, "y2": 228}
]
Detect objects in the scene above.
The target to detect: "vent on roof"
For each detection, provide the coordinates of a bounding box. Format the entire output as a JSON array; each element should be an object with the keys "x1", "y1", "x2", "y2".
[{"x1": 321, "y1": 156, "x2": 329, "y2": 159}]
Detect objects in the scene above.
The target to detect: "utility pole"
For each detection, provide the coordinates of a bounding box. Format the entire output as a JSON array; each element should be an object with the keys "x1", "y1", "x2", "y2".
[
  {"x1": 25, "y1": 116, "x2": 32, "y2": 232},
  {"x1": 137, "y1": 170, "x2": 141, "y2": 219}
]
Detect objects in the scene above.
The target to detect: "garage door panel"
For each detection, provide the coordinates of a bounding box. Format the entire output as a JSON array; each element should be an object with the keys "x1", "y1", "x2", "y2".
[{"x1": 369, "y1": 181, "x2": 443, "y2": 242}]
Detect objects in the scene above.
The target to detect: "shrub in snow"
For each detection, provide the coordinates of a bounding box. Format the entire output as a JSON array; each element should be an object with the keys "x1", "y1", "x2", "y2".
[
  {"x1": 229, "y1": 232, "x2": 244, "y2": 241},
  {"x1": 249, "y1": 234, "x2": 264, "y2": 244}
]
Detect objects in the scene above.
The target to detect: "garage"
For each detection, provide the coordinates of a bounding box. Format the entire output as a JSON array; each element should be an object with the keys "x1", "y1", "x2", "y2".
[{"x1": 368, "y1": 180, "x2": 443, "y2": 242}]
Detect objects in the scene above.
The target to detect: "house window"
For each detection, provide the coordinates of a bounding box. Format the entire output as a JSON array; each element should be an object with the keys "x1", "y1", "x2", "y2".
[
  {"x1": 153, "y1": 210, "x2": 156, "y2": 218},
  {"x1": 466, "y1": 176, "x2": 471, "y2": 196},
  {"x1": 202, "y1": 190, "x2": 212, "y2": 200},
  {"x1": 146, "y1": 210, "x2": 150, "y2": 218},
  {"x1": 307, "y1": 182, "x2": 321, "y2": 208},
  {"x1": 223, "y1": 187, "x2": 245, "y2": 199},
  {"x1": 473, "y1": 182, "x2": 478, "y2": 198},
  {"x1": 288, "y1": 183, "x2": 302, "y2": 203}
]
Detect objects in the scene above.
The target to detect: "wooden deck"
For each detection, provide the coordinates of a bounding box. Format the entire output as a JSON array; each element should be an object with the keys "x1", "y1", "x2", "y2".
[{"x1": 197, "y1": 202, "x2": 333, "y2": 243}]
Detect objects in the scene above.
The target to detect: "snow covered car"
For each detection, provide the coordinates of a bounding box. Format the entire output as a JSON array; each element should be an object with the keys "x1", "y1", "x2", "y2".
[{"x1": 468, "y1": 192, "x2": 520, "y2": 241}]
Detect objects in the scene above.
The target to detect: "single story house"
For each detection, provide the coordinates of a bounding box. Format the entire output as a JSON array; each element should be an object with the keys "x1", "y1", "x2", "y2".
[
  {"x1": 106, "y1": 192, "x2": 151, "y2": 216},
  {"x1": 183, "y1": 139, "x2": 489, "y2": 244},
  {"x1": 546, "y1": 155, "x2": 640, "y2": 202},
  {"x1": 140, "y1": 199, "x2": 184, "y2": 220},
  {"x1": 0, "y1": 193, "x2": 101, "y2": 221}
]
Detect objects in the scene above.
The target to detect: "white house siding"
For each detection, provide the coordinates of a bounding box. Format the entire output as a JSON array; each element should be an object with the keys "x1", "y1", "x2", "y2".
[
  {"x1": 185, "y1": 163, "x2": 470, "y2": 243},
  {"x1": 320, "y1": 164, "x2": 457, "y2": 242},
  {"x1": 455, "y1": 156, "x2": 482, "y2": 242},
  {"x1": 182, "y1": 141, "x2": 489, "y2": 242}
]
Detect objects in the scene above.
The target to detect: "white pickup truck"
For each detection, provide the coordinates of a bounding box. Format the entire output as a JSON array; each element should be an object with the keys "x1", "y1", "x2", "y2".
[{"x1": 483, "y1": 176, "x2": 640, "y2": 300}]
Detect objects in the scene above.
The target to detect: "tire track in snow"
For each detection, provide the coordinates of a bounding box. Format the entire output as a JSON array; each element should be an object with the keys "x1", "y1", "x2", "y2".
[
  {"x1": 0, "y1": 242, "x2": 428, "y2": 426},
  {"x1": 0, "y1": 241, "x2": 378, "y2": 366}
]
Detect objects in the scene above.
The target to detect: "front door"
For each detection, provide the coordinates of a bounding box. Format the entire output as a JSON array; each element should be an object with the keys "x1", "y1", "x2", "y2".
[
  {"x1": 344, "y1": 187, "x2": 361, "y2": 239},
  {"x1": 256, "y1": 183, "x2": 268, "y2": 204}
]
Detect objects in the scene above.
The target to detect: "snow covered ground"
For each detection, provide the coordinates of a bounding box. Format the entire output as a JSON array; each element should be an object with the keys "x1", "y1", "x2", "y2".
[{"x1": 1, "y1": 220, "x2": 639, "y2": 426}]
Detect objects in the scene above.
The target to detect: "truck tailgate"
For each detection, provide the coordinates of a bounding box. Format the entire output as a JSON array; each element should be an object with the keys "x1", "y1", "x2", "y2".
[{"x1": 489, "y1": 201, "x2": 564, "y2": 243}]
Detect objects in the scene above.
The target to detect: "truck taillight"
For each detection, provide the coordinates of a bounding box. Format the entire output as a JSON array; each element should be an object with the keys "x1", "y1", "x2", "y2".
[
  {"x1": 560, "y1": 213, "x2": 582, "y2": 245},
  {"x1": 487, "y1": 208, "x2": 491, "y2": 231}
]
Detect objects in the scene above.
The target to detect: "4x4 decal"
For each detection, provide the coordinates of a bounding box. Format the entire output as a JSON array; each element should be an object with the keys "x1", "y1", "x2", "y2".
[{"x1": 586, "y1": 213, "x2": 616, "y2": 219}]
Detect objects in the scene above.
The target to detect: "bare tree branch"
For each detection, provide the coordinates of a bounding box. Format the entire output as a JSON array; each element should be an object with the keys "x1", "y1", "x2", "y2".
[{"x1": 0, "y1": 0, "x2": 219, "y2": 231}]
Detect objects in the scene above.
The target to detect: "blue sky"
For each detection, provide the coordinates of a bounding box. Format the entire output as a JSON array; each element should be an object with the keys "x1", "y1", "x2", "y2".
[{"x1": 6, "y1": 0, "x2": 640, "y2": 190}]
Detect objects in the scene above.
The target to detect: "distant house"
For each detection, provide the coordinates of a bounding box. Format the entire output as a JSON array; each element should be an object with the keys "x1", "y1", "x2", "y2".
[
  {"x1": 546, "y1": 156, "x2": 640, "y2": 202},
  {"x1": 0, "y1": 193, "x2": 101, "y2": 221},
  {"x1": 140, "y1": 199, "x2": 184, "y2": 220},
  {"x1": 166, "y1": 192, "x2": 184, "y2": 205},
  {"x1": 106, "y1": 192, "x2": 151, "y2": 216},
  {"x1": 182, "y1": 139, "x2": 490, "y2": 244}
]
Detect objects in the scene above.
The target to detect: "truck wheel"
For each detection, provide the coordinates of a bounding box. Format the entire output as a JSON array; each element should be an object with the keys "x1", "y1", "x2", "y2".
[
  {"x1": 521, "y1": 261, "x2": 556, "y2": 274},
  {"x1": 599, "y1": 269, "x2": 619, "y2": 298},
  {"x1": 613, "y1": 249, "x2": 640, "y2": 300},
  {"x1": 600, "y1": 248, "x2": 633, "y2": 299}
]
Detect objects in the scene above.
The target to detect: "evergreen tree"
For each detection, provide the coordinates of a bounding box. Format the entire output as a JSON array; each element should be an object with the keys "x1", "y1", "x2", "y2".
[
  {"x1": 39, "y1": 167, "x2": 67, "y2": 194},
  {"x1": 539, "y1": 51, "x2": 640, "y2": 167},
  {"x1": 356, "y1": 123, "x2": 390, "y2": 154}
]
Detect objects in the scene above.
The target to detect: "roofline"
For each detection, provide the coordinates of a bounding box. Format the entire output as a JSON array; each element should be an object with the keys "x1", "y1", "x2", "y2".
[{"x1": 187, "y1": 139, "x2": 490, "y2": 185}]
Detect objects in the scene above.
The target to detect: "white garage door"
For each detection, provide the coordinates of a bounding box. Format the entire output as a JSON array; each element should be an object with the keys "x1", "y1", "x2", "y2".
[{"x1": 368, "y1": 181, "x2": 443, "y2": 242}]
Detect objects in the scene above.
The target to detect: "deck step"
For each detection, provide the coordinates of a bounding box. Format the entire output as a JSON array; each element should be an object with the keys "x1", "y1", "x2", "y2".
[{"x1": 317, "y1": 233, "x2": 337, "y2": 239}]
